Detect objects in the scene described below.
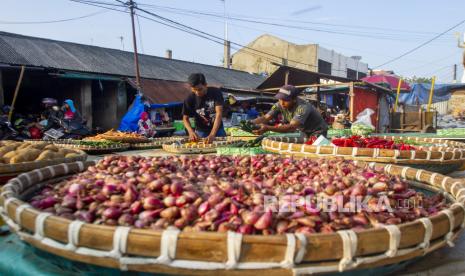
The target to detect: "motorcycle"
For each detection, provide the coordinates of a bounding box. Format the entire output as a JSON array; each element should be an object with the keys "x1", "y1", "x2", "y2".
[
  {"x1": 43, "y1": 113, "x2": 91, "y2": 140},
  {"x1": 0, "y1": 116, "x2": 20, "y2": 140}
]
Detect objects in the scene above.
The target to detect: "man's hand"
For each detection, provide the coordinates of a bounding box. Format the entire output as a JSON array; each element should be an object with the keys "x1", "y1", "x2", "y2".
[
  {"x1": 253, "y1": 124, "x2": 269, "y2": 135},
  {"x1": 188, "y1": 131, "x2": 199, "y2": 142},
  {"x1": 205, "y1": 134, "x2": 216, "y2": 144}
]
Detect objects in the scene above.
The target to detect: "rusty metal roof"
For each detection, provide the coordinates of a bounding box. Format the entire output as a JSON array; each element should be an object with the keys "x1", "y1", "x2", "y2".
[
  {"x1": 257, "y1": 65, "x2": 354, "y2": 90},
  {"x1": 0, "y1": 31, "x2": 264, "y2": 90},
  {"x1": 129, "y1": 78, "x2": 191, "y2": 104}
]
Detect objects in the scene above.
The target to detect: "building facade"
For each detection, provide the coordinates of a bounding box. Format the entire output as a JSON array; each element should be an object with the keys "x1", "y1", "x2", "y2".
[{"x1": 231, "y1": 34, "x2": 368, "y2": 80}]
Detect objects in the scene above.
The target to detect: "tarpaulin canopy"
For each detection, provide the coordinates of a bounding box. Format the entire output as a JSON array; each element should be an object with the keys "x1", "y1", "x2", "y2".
[
  {"x1": 362, "y1": 75, "x2": 411, "y2": 91},
  {"x1": 399, "y1": 83, "x2": 465, "y2": 105}
]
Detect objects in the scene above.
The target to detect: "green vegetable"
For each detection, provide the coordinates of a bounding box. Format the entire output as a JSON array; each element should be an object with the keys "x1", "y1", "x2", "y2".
[
  {"x1": 351, "y1": 123, "x2": 374, "y2": 136},
  {"x1": 239, "y1": 120, "x2": 259, "y2": 133},
  {"x1": 75, "y1": 140, "x2": 121, "y2": 147}
]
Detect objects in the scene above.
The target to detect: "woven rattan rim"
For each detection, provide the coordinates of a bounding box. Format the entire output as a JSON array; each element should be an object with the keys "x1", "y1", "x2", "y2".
[
  {"x1": 130, "y1": 137, "x2": 186, "y2": 150},
  {"x1": 262, "y1": 136, "x2": 465, "y2": 165},
  {"x1": 0, "y1": 159, "x2": 464, "y2": 274},
  {"x1": 98, "y1": 135, "x2": 148, "y2": 144},
  {"x1": 55, "y1": 143, "x2": 130, "y2": 151},
  {"x1": 162, "y1": 137, "x2": 242, "y2": 154}
]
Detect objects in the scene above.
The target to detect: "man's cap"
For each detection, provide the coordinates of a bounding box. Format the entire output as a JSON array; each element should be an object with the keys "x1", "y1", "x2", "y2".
[{"x1": 275, "y1": 85, "x2": 300, "y2": 101}]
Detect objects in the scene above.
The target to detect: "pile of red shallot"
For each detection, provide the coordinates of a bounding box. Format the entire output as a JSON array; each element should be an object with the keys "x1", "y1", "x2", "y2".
[{"x1": 29, "y1": 155, "x2": 447, "y2": 235}]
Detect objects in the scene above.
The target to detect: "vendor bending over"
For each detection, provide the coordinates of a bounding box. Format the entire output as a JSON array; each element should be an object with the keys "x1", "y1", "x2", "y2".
[
  {"x1": 252, "y1": 85, "x2": 328, "y2": 137},
  {"x1": 182, "y1": 73, "x2": 226, "y2": 143}
]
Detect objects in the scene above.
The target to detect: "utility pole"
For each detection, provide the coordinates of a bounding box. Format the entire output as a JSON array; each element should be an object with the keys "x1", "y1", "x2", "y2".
[
  {"x1": 222, "y1": 0, "x2": 231, "y2": 69},
  {"x1": 127, "y1": 0, "x2": 142, "y2": 89},
  {"x1": 453, "y1": 64, "x2": 457, "y2": 83}
]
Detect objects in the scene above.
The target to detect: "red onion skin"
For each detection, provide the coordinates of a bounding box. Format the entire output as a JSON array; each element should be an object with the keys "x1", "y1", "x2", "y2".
[
  {"x1": 61, "y1": 195, "x2": 77, "y2": 209},
  {"x1": 198, "y1": 201, "x2": 210, "y2": 216},
  {"x1": 238, "y1": 224, "x2": 253, "y2": 234},
  {"x1": 160, "y1": 207, "x2": 180, "y2": 220},
  {"x1": 68, "y1": 183, "x2": 83, "y2": 196},
  {"x1": 143, "y1": 197, "x2": 163, "y2": 210},
  {"x1": 241, "y1": 210, "x2": 261, "y2": 225},
  {"x1": 254, "y1": 210, "x2": 273, "y2": 230},
  {"x1": 163, "y1": 195, "x2": 176, "y2": 207},
  {"x1": 170, "y1": 182, "x2": 184, "y2": 196},
  {"x1": 102, "y1": 207, "x2": 122, "y2": 220}
]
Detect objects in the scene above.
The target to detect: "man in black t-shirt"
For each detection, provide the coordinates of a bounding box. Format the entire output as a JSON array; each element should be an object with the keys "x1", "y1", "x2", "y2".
[{"x1": 182, "y1": 73, "x2": 226, "y2": 143}]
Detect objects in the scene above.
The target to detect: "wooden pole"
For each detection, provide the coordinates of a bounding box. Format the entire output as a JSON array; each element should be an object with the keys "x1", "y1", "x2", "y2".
[
  {"x1": 427, "y1": 76, "x2": 436, "y2": 112},
  {"x1": 393, "y1": 78, "x2": 402, "y2": 112},
  {"x1": 349, "y1": 82, "x2": 355, "y2": 121},
  {"x1": 129, "y1": 0, "x2": 141, "y2": 89},
  {"x1": 8, "y1": 65, "x2": 25, "y2": 122}
]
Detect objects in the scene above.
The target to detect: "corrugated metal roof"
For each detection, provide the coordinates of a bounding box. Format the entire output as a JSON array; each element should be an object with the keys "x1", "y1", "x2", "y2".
[
  {"x1": 0, "y1": 31, "x2": 264, "y2": 90},
  {"x1": 257, "y1": 65, "x2": 354, "y2": 90}
]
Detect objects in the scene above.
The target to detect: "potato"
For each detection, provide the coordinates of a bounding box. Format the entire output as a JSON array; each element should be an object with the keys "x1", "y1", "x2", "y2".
[
  {"x1": 36, "y1": 150, "x2": 55, "y2": 161},
  {"x1": 17, "y1": 143, "x2": 32, "y2": 150},
  {"x1": 60, "y1": 148, "x2": 76, "y2": 155},
  {"x1": 53, "y1": 152, "x2": 65, "y2": 159},
  {"x1": 32, "y1": 143, "x2": 49, "y2": 150},
  {"x1": 0, "y1": 145, "x2": 18, "y2": 156},
  {"x1": 3, "y1": 150, "x2": 17, "y2": 163},
  {"x1": 9, "y1": 149, "x2": 42, "y2": 163},
  {"x1": 65, "y1": 153, "x2": 81, "y2": 158},
  {"x1": 44, "y1": 144, "x2": 60, "y2": 152}
]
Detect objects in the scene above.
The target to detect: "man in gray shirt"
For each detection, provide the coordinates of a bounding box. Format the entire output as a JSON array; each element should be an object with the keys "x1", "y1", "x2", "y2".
[{"x1": 251, "y1": 85, "x2": 328, "y2": 137}]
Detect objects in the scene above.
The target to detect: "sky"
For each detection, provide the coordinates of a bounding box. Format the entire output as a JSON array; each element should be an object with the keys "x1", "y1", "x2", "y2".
[{"x1": 1, "y1": 0, "x2": 464, "y2": 83}]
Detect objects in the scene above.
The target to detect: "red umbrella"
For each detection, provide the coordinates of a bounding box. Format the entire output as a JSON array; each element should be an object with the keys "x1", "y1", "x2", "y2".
[{"x1": 361, "y1": 75, "x2": 411, "y2": 91}]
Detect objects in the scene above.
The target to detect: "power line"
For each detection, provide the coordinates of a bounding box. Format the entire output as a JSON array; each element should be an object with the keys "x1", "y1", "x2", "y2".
[
  {"x1": 0, "y1": 9, "x2": 108, "y2": 24},
  {"x1": 134, "y1": 6, "x2": 324, "y2": 69},
  {"x1": 138, "y1": 3, "x2": 453, "y2": 43},
  {"x1": 137, "y1": 2, "x2": 451, "y2": 38},
  {"x1": 374, "y1": 19, "x2": 465, "y2": 68}
]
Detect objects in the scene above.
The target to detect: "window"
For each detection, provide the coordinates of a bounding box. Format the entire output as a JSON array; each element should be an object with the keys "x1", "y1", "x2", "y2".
[
  {"x1": 318, "y1": 59, "x2": 332, "y2": 75},
  {"x1": 358, "y1": 72, "x2": 367, "y2": 79},
  {"x1": 347, "y1": 69, "x2": 357, "y2": 79}
]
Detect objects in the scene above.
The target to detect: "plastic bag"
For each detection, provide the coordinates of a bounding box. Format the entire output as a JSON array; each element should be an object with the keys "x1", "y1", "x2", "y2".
[{"x1": 351, "y1": 108, "x2": 375, "y2": 135}]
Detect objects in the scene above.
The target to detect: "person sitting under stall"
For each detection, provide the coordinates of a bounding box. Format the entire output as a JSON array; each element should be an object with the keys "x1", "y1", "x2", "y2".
[
  {"x1": 251, "y1": 85, "x2": 328, "y2": 138},
  {"x1": 137, "y1": 111, "x2": 156, "y2": 138}
]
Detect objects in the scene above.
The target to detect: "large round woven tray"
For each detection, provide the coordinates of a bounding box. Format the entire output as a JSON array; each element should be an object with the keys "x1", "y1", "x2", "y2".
[
  {"x1": 262, "y1": 136, "x2": 465, "y2": 174},
  {"x1": 98, "y1": 135, "x2": 148, "y2": 144},
  {"x1": 54, "y1": 142, "x2": 130, "y2": 154},
  {"x1": 130, "y1": 137, "x2": 186, "y2": 150},
  {"x1": 0, "y1": 150, "x2": 87, "y2": 175},
  {"x1": 1, "y1": 160, "x2": 465, "y2": 275},
  {"x1": 162, "y1": 137, "x2": 241, "y2": 154}
]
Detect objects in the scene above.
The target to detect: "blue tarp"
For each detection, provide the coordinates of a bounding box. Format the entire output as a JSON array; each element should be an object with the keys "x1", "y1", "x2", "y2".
[
  {"x1": 118, "y1": 95, "x2": 145, "y2": 132},
  {"x1": 150, "y1": 102, "x2": 182, "y2": 109},
  {"x1": 119, "y1": 95, "x2": 182, "y2": 132},
  {"x1": 399, "y1": 83, "x2": 465, "y2": 105}
]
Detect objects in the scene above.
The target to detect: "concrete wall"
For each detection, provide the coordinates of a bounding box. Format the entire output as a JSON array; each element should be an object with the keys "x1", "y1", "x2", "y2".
[
  {"x1": 317, "y1": 46, "x2": 368, "y2": 78},
  {"x1": 231, "y1": 34, "x2": 318, "y2": 75}
]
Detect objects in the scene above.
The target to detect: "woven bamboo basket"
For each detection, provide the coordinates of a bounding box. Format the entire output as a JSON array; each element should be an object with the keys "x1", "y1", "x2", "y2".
[
  {"x1": 130, "y1": 137, "x2": 186, "y2": 150},
  {"x1": 99, "y1": 135, "x2": 148, "y2": 144},
  {"x1": 54, "y1": 142, "x2": 130, "y2": 154},
  {"x1": 262, "y1": 136, "x2": 465, "y2": 174},
  {"x1": 0, "y1": 160, "x2": 464, "y2": 275},
  {"x1": 162, "y1": 137, "x2": 242, "y2": 154},
  {"x1": 0, "y1": 151, "x2": 87, "y2": 175}
]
